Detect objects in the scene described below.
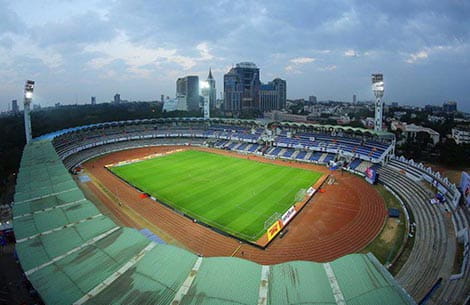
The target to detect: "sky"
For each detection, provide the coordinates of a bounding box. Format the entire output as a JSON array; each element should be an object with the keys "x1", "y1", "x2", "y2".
[{"x1": 1, "y1": 0, "x2": 469, "y2": 112}]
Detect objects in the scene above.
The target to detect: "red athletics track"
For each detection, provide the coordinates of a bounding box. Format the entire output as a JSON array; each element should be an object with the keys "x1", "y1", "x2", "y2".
[{"x1": 82, "y1": 145, "x2": 387, "y2": 264}]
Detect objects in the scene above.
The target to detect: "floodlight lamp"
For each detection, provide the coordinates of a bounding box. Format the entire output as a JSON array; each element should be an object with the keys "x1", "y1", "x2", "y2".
[
  {"x1": 24, "y1": 80, "x2": 35, "y2": 99},
  {"x1": 371, "y1": 74, "x2": 384, "y2": 98}
]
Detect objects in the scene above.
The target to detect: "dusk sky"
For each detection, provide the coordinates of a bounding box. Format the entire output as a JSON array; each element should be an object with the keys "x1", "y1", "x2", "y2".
[{"x1": 1, "y1": 0, "x2": 469, "y2": 112}]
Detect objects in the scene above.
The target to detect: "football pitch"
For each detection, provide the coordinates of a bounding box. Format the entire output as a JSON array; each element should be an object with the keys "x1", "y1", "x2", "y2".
[{"x1": 109, "y1": 150, "x2": 323, "y2": 242}]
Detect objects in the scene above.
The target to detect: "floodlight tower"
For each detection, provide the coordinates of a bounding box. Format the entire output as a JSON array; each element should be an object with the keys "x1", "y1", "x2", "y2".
[
  {"x1": 23, "y1": 80, "x2": 35, "y2": 144},
  {"x1": 371, "y1": 74, "x2": 384, "y2": 132}
]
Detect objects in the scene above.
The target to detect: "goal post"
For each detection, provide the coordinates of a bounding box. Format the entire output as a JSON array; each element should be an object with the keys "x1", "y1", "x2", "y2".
[
  {"x1": 264, "y1": 212, "x2": 281, "y2": 230},
  {"x1": 295, "y1": 188, "x2": 307, "y2": 202}
]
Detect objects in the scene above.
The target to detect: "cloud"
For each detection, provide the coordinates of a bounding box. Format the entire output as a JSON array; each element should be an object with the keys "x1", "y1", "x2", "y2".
[
  {"x1": 0, "y1": 0, "x2": 24, "y2": 35},
  {"x1": 285, "y1": 56, "x2": 315, "y2": 73},
  {"x1": 31, "y1": 11, "x2": 116, "y2": 47},
  {"x1": 1, "y1": 1, "x2": 470, "y2": 111},
  {"x1": 0, "y1": 34, "x2": 64, "y2": 70},
  {"x1": 318, "y1": 65, "x2": 337, "y2": 71},
  {"x1": 406, "y1": 50, "x2": 429, "y2": 63},
  {"x1": 196, "y1": 42, "x2": 215, "y2": 61},
  {"x1": 290, "y1": 57, "x2": 316, "y2": 64},
  {"x1": 84, "y1": 33, "x2": 219, "y2": 77},
  {"x1": 404, "y1": 45, "x2": 462, "y2": 64},
  {"x1": 344, "y1": 49, "x2": 359, "y2": 57}
]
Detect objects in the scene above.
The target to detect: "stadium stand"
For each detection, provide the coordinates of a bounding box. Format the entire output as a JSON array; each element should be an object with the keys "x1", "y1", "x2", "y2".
[
  {"x1": 378, "y1": 165, "x2": 470, "y2": 304},
  {"x1": 348, "y1": 158, "x2": 362, "y2": 171},
  {"x1": 51, "y1": 118, "x2": 394, "y2": 170},
  {"x1": 14, "y1": 117, "x2": 469, "y2": 304},
  {"x1": 13, "y1": 140, "x2": 415, "y2": 305}
]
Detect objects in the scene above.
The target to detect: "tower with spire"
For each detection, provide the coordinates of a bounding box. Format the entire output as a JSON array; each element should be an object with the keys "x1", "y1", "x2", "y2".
[{"x1": 207, "y1": 68, "x2": 216, "y2": 110}]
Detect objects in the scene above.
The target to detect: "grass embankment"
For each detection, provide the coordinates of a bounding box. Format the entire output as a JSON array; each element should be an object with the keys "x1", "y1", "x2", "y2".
[{"x1": 361, "y1": 184, "x2": 411, "y2": 275}]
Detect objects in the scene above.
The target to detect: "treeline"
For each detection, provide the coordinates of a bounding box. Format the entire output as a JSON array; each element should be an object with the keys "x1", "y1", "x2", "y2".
[
  {"x1": 396, "y1": 135, "x2": 470, "y2": 168},
  {"x1": 0, "y1": 102, "x2": 200, "y2": 193}
]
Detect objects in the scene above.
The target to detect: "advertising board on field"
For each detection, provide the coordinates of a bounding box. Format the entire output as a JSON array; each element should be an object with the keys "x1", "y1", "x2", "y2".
[
  {"x1": 307, "y1": 187, "x2": 316, "y2": 196},
  {"x1": 266, "y1": 220, "x2": 283, "y2": 242},
  {"x1": 281, "y1": 206, "x2": 296, "y2": 226}
]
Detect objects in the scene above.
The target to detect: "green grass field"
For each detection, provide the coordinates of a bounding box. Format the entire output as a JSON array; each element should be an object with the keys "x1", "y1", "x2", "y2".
[{"x1": 110, "y1": 150, "x2": 323, "y2": 242}]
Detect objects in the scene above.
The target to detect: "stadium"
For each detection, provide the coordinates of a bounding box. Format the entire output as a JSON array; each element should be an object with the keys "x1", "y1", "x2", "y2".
[{"x1": 13, "y1": 117, "x2": 470, "y2": 304}]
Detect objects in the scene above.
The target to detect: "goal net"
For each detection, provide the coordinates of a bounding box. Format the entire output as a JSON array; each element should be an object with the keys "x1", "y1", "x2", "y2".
[
  {"x1": 295, "y1": 188, "x2": 307, "y2": 202},
  {"x1": 264, "y1": 212, "x2": 281, "y2": 230}
]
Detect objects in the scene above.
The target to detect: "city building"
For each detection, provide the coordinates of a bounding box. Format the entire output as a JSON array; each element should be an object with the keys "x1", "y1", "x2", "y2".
[
  {"x1": 258, "y1": 79, "x2": 287, "y2": 112},
  {"x1": 114, "y1": 93, "x2": 121, "y2": 104},
  {"x1": 223, "y1": 62, "x2": 286, "y2": 114},
  {"x1": 207, "y1": 68, "x2": 216, "y2": 110},
  {"x1": 215, "y1": 98, "x2": 224, "y2": 109},
  {"x1": 391, "y1": 121, "x2": 440, "y2": 145},
  {"x1": 200, "y1": 71, "x2": 213, "y2": 119},
  {"x1": 224, "y1": 62, "x2": 260, "y2": 113},
  {"x1": 308, "y1": 96, "x2": 317, "y2": 104},
  {"x1": 424, "y1": 104, "x2": 441, "y2": 112},
  {"x1": 353, "y1": 94, "x2": 356, "y2": 104},
  {"x1": 452, "y1": 126, "x2": 470, "y2": 144},
  {"x1": 443, "y1": 101, "x2": 457, "y2": 113},
  {"x1": 259, "y1": 84, "x2": 278, "y2": 111},
  {"x1": 427, "y1": 115, "x2": 445, "y2": 123},
  {"x1": 176, "y1": 75, "x2": 200, "y2": 112},
  {"x1": 270, "y1": 78, "x2": 286, "y2": 110},
  {"x1": 91, "y1": 96, "x2": 96, "y2": 105},
  {"x1": 11, "y1": 100, "x2": 19, "y2": 114},
  {"x1": 264, "y1": 110, "x2": 308, "y2": 122},
  {"x1": 162, "y1": 97, "x2": 178, "y2": 112},
  {"x1": 176, "y1": 95, "x2": 187, "y2": 111}
]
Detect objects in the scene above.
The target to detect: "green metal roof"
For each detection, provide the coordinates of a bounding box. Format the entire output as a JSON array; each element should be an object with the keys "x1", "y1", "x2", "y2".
[{"x1": 13, "y1": 140, "x2": 415, "y2": 305}]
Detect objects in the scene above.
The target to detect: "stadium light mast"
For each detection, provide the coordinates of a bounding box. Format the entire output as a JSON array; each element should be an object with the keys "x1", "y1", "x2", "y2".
[
  {"x1": 23, "y1": 80, "x2": 35, "y2": 144},
  {"x1": 371, "y1": 74, "x2": 384, "y2": 132}
]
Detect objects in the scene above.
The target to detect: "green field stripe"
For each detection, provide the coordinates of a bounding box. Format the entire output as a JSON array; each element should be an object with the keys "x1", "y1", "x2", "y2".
[
  {"x1": 155, "y1": 157, "x2": 254, "y2": 205},
  {"x1": 187, "y1": 162, "x2": 274, "y2": 212},
  {"x1": 217, "y1": 167, "x2": 310, "y2": 236},
  {"x1": 110, "y1": 150, "x2": 323, "y2": 242}
]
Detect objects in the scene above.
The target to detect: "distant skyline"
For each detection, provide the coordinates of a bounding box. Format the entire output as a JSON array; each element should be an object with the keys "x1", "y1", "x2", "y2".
[{"x1": 0, "y1": 0, "x2": 469, "y2": 112}]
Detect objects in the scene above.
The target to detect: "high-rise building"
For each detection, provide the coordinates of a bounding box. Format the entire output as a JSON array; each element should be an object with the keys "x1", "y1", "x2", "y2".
[
  {"x1": 11, "y1": 99, "x2": 19, "y2": 114},
  {"x1": 176, "y1": 76, "x2": 200, "y2": 112},
  {"x1": 207, "y1": 68, "x2": 216, "y2": 110},
  {"x1": 353, "y1": 94, "x2": 357, "y2": 104},
  {"x1": 91, "y1": 96, "x2": 96, "y2": 105},
  {"x1": 258, "y1": 78, "x2": 287, "y2": 112},
  {"x1": 224, "y1": 62, "x2": 261, "y2": 113},
  {"x1": 223, "y1": 62, "x2": 286, "y2": 113},
  {"x1": 259, "y1": 84, "x2": 278, "y2": 111},
  {"x1": 114, "y1": 93, "x2": 121, "y2": 104},
  {"x1": 271, "y1": 78, "x2": 286, "y2": 110},
  {"x1": 309, "y1": 96, "x2": 317, "y2": 104},
  {"x1": 443, "y1": 101, "x2": 457, "y2": 113}
]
